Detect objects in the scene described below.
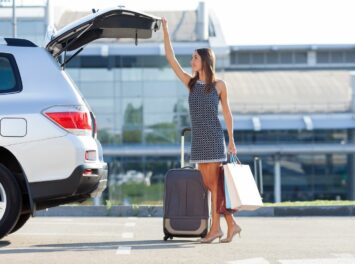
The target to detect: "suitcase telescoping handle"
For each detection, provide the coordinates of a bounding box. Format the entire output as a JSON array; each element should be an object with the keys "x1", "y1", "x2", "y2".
[
  {"x1": 253, "y1": 157, "x2": 264, "y2": 196},
  {"x1": 181, "y1": 127, "x2": 191, "y2": 168}
]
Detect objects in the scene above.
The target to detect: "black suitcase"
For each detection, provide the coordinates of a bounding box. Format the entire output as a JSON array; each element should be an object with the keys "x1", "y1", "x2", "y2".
[{"x1": 163, "y1": 128, "x2": 209, "y2": 241}]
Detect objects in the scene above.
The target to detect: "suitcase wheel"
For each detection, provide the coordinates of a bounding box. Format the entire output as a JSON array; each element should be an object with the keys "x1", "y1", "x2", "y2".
[{"x1": 163, "y1": 235, "x2": 173, "y2": 241}]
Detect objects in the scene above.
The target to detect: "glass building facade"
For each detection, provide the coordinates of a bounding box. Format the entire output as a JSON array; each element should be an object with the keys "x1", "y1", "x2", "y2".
[
  {"x1": 0, "y1": 0, "x2": 48, "y2": 46},
  {"x1": 0, "y1": 18, "x2": 46, "y2": 45},
  {"x1": 66, "y1": 55, "x2": 192, "y2": 145}
]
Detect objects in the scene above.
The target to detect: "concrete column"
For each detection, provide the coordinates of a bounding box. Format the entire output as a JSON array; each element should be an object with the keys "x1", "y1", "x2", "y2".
[
  {"x1": 197, "y1": 2, "x2": 209, "y2": 40},
  {"x1": 274, "y1": 155, "x2": 281, "y2": 203},
  {"x1": 347, "y1": 130, "x2": 355, "y2": 200},
  {"x1": 351, "y1": 72, "x2": 355, "y2": 111},
  {"x1": 12, "y1": 0, "x2": 16, "y2": 38},
  {"x1": 307, "y1": 50, "x2": 316, "y2": 66},
  {"x1": 348, "y1": 72, "x2": 355, "y2": 200}
]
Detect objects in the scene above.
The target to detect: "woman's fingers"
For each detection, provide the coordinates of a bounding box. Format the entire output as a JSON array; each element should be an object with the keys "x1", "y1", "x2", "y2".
[
  {"x1": 162, "y1": 17, "x2": 167, "y2": 28},
  {"x1": 228, "y1": 146, "x2": 237, "y2": 155}
]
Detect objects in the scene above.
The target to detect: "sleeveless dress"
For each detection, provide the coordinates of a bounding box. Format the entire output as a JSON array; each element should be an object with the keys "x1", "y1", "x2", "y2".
[{"x1": 188, "y1": 80, "x2": 227, "y2": 163}]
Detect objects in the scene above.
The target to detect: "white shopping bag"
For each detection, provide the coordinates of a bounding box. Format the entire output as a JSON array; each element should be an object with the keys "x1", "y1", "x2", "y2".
[{"x1": 224, "y1": 156, "x2": 263, "y2": 211}]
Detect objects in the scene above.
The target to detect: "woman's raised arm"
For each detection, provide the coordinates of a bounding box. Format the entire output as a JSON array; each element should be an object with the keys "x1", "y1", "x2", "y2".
[{"x1": 162, "y1": 17, "x2": 191, "y2": 88}]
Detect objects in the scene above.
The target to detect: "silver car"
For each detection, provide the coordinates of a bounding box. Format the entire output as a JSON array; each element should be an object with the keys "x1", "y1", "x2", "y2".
[{"x1": 0, "y1": 7, "x2": 161, "y2": 239}]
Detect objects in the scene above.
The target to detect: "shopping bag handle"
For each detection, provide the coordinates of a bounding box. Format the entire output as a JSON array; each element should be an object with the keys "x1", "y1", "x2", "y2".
[{"x1": 227, "y1": 153, "x2": 241, "y2": 164}]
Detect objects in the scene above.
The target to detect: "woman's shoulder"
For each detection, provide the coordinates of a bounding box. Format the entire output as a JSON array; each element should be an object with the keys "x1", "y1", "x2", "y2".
[
  {"x1": 214, "y1": 79, "x2": 227, "y2": 87},
  {"x1": 213, "y1": 79, "x2": 227, "y2": 98},
  {"x1": 214, "y1": 79, "x2": 228, "y2": 93}
]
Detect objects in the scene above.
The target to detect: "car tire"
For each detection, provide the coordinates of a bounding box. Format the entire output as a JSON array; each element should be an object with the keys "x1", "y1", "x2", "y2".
[
  {"x1": 0, "y1": 164, "x2": 22, "y2": 239},
  {"x1": 9, "y1": 213, "x2": 31, "y2": 234}
]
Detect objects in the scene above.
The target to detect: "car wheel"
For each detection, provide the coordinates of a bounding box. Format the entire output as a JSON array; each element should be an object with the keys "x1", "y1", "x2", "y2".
[
  {"x1": 0, "y1": 164, "x2": 22, "y2": 239},
  {"x1": 9, "y1": 213, "x2": 31, "y2": 234}
]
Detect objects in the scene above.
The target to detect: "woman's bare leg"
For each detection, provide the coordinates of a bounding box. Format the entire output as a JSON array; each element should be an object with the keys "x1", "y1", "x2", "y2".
[
  {"x1": 224, "y1": 213, "x2": 236, "y2": 231},
  {"x1": 197, "y1": 163, "x2": 210, "y2": 191},
  {"x1": 198, "y1": 162, "x2": 222, "y2": 237}
]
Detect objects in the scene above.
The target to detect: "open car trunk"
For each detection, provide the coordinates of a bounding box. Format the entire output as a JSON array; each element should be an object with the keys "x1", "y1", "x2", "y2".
[{"x1": 45, "y1": 7, "x2": 161, "y2": 58}]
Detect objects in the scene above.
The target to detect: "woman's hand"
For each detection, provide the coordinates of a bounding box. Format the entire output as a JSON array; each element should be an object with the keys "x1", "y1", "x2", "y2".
[
  {"x1": 162, "y1": 17, "x2": 168, "y2": 32},
  {"x1": 227, "y1": 141, "x2": 237, "y2": 156}
]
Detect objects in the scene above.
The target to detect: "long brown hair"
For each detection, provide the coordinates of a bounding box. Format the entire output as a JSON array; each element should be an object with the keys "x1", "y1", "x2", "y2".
[{"x1": 188, "y1": 48, "x2": 216, "y2": 93}]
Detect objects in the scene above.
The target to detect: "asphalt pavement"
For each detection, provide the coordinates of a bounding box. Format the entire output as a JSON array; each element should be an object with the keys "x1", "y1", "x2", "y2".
[{"x1": 1, "y1": 216, "x2": 355, "y2": 264}]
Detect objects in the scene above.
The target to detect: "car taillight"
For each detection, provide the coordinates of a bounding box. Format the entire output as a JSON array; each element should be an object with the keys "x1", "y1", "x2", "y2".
[{"x1": 45, "y1": 111, "x2": 92, "y2": 136}]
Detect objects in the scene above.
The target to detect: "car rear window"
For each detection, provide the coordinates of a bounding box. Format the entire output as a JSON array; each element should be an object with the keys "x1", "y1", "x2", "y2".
[{"x1": 0, "y1": 53, "x2": 22, "y2": 94}]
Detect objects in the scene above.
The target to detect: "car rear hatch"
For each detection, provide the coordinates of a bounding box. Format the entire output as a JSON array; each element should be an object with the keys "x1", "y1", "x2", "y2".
[
  {"x1": 44, "y1": 7, "x2": 161, "y2": 139},
  {"x1": 45, "y1": 7, "x2": 161, "y2": 58}
]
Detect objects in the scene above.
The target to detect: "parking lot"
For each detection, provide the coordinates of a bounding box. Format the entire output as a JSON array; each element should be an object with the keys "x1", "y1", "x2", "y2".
[{"x1": 1, "y1": 216, "x2": 355, "y2": 264}]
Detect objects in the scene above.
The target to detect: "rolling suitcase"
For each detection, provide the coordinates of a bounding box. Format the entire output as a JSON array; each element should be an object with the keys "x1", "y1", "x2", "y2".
[{"x1": 163, "y1": 128, "x2": 209, "y2": 241}]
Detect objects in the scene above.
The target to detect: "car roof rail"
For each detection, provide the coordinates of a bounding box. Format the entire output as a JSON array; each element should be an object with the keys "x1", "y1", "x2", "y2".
[{"x1": 4, "y1": 38, "x2": 37, "y2": 47}]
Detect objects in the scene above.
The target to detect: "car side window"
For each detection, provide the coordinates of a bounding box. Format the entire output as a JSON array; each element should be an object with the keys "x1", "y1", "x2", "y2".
[{"x1": 0, "y1": 53, "x2": 22, "y2": 94}]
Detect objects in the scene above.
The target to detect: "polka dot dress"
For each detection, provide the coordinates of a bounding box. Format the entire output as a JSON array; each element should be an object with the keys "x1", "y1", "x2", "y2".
[{"x1": 188, "y1": 80, "x2": 227, "y2": 164}]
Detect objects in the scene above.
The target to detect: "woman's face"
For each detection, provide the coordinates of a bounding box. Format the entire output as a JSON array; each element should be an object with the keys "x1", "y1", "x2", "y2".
[{"x1": 191, "y1": 51, "x2": 202, "y2": 72}]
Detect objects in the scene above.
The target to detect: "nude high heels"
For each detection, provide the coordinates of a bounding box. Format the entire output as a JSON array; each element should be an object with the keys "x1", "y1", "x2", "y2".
[
  {"x1": 198, "y1": 229, "x2": 224, "y2": 243},
  {"x1": 220, "y1": 223, "x2": 242, "y2": 243}
]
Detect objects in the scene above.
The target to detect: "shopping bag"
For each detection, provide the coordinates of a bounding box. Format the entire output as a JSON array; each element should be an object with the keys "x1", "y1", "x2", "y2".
[
  {"x1": 224, "y1": 155, "x2": 263, "y2": 211},
  {"x1": 217, "y1": 165, "x2": 237, "y2": 214}
]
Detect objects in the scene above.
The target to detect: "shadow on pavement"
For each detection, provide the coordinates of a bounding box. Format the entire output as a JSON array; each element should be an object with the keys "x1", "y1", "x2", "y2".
[
  {"x1": 0, "y1": 241, "x2": 11, "y2": 248},
  {"x1": 0, "y1": 239, "x2": 199, "y2": 254}
]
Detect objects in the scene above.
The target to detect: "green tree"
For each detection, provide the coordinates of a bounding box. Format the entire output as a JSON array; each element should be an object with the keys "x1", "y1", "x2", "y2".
[
  {"x1": 122, "y1": 103, "x2": 143, "y2": 143},
  {"x1": 97, "y1": 129, "x2": 121, "y2": 144}
]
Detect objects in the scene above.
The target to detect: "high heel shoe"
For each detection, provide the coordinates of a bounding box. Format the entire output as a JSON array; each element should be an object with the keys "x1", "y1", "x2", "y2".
[
  {"x1": 220, "y1": 223, "x2": 242, "y2": 243},
  {"x1": 198, "y1": 229, "x2": 224, "y2": 243}
]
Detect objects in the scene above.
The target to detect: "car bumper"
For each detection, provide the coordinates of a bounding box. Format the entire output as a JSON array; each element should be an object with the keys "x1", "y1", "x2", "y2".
[
  {"x1": 30, "y1": 162, "x2": 108, "y2": 202},
  {"x1": 84, "y1": 164, "x2": 108, "y2": 198}
]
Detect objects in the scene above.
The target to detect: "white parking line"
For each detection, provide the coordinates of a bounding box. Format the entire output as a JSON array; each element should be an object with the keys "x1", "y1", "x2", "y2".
[
  {"x1": 121, "y1": 232, "x2": 134, "y2": 239},
  {"x1": 117, "y1": 220, "x2": 136, "y2": 254},
  {"x1": 116, "y1": 246, "x2": 131, "y2": 255}
]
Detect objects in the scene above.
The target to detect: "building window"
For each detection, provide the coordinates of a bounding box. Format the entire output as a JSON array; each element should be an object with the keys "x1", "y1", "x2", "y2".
[
  {"x1": 236, "y1": 52, "x2": 251, "y2": 64},
  {"x1": 232, "y1": 50, "x2": 308, "y2": 66},
  {"x1": 81, "y1": 56, "x2": 108, "y2": 68},
  {"x1": 345, "y1": 50, "x2": 355, "y2": 63},
  {"x1": 266, "y1": 52, "x2": 278, "y2": 64},
  {"x1": 279, "y1": 52, "x2": 293, "y2": 64},
  {"x1": 317, "y1": 51, "x2": 330, "y2": 63},
  {"x1": 294, "y1": 52, "x2": 307, "y2": 64},
  {"x1": 251, "y1": 52, "x2": 265, "y2": 64},
  {"x1": 330, "y1": 51, "x2": 345, "y2": 63},
  {"x1": 317, "y1": 50, "x2": 350, "y2": 64}
]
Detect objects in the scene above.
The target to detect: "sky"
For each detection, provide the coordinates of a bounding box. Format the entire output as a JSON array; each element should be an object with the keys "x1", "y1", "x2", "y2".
[{"x1": 51, "y1": 0, "x2": 355, "y2": 46}]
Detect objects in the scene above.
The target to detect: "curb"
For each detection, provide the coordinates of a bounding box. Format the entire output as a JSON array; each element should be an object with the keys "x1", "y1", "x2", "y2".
[{"x1": 34, "y1": 205, "x2": 355, "y2": 217}]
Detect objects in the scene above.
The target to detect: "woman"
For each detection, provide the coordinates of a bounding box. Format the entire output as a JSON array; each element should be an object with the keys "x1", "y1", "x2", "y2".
[{"x1": 162, "y1": 17, "x2": 242, "y2": 243}]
